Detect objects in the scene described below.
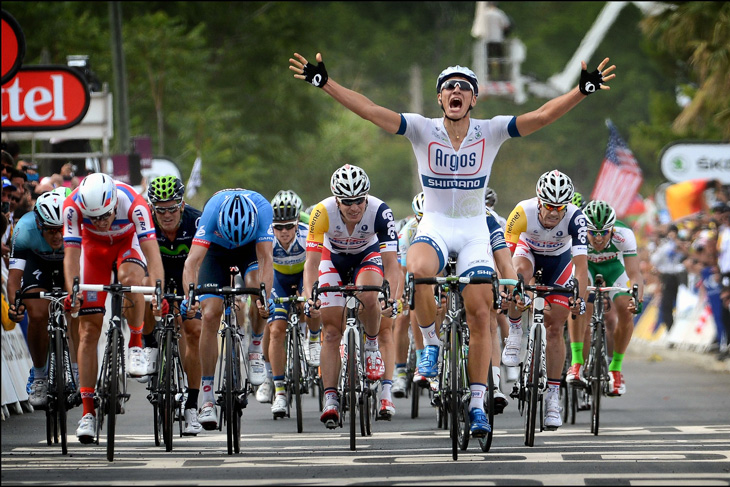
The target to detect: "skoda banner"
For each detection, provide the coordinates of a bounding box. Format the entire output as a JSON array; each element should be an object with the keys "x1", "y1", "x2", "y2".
[{"x1": 660, "y1": 141, "x2": 730, "y2": 183}]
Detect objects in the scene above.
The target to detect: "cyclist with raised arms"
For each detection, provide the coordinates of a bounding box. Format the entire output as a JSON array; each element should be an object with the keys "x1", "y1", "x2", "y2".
[
  {"x1": 7, "y1": 191, "x2": 78, "y2": 408},
  {"x1": 181, "y1": 189, "x2": 274, "y2": 431},
  {"x1": 503, "y1": 170, "x2": 588, "y2": 430},
  {"x1": 266, "y1": 189, "x2": 322, "y2": 419},
  {"x1": 566, "y1": 200, "x2": 644, "y2": 396},
  {"x1": 289, "y1": 50, "x2": 615, "y2": 436},
  {"x1": 303, "y1": 164, "x2": 401, "y2": 427},
  {"x1": 143, "y1": 176, "x2": 204, "y2": 435},
  {"x1": 62, "y1": 173, "x2": 165, "y2": 443}
]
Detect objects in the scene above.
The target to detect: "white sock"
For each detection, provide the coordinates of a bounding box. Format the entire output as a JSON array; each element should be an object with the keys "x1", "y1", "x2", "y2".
[{"x1": 469, "y1": 383, "x2": 487, "y2": 410}]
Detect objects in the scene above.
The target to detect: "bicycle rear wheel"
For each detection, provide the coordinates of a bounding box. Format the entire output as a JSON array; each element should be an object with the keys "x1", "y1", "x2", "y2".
[
  {"x1": 524, "y1": 324, "x2": 541, "y2": 447},
  {"x1": 45, "y1": 334, "x2": 57, "y2": 447},
  {"x1": 456, "y1": 328, "x2": 470, "y2": 453},
  {"x1": 348, "y1": 330, "x2": 357, "y2": 451},
  {"x1": 223, "y1": 328, "x2": 237, "y2": 455},
  {"x1": 591, "y1": 323, "x2": 604, "y2": 436},
  {"x1": 479, "y1": 361, "x2": 495, "y2": 452}
]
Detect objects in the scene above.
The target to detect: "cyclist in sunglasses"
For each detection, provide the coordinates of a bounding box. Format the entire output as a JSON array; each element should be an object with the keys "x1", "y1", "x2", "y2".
[
  {"x1": 289, "y1": 50, "x2": 615, "y2": 437},
  {"x1": 7, "y1": 191, "x2": 78, "y2": 408},
  {"x1": 566, "y1": 200, "x2": 644, "y2": 396},
  {"x1": 262, "y1": 189, "x2": 323, "y2": 418},
  {"x1": 143, "y1": 175, "x2": 204, "y2": 435},
  {"x1": 303, "y1": 164, "x2": 402, "y2": 426},
  {"x1": 503, "y1": 169, "x2": 589, "y2": 430},
  {"x1": 62, "y1": 173, "x2": 165, "y2": 443}
]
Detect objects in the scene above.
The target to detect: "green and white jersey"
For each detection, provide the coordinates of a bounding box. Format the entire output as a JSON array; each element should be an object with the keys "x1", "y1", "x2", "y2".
[{"x1": 586, "y1": 220, "x2": 637, "y2": 289}]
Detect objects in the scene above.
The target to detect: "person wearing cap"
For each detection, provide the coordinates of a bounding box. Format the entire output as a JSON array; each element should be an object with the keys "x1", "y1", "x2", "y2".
[{"x1": 289, "y1": 50, "x2": 616, "y2": 438}]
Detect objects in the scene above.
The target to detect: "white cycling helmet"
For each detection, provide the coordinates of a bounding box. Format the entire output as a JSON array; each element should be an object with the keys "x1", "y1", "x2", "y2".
[
  {"x1": 536, "y1": 170, "x2": 574, "y2": 206},
  {"x1": 34, "y1": 192, "x2": 64, "y2": 227},
  {"x1": 271, "y1": 190, "x2": 303, "y2": 222},
  {"x1": 330, "y1": 164, "x2": 370, "y2": 198},
  {"x1": 411, "y1": 192, "x2": 424, "y2": 218},
  {"x1": 436, "y1": 65, "x2": 479, "y2": 97},
  {"x1": 77, "y1": 172, "x2": 118, "y2": 217}
]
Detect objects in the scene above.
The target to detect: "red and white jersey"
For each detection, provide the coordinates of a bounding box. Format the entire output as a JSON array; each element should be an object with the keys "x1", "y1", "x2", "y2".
[{"x1": 63, "y1": 180, "x2": 156, "y2": 247}]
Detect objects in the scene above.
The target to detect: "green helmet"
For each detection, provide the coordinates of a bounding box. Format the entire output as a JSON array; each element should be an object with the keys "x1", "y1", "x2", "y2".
[
  {"x1": 571, "y1": 191, "x2": 583, "y2": 208},
  {"x1": 148, "y1": 176, "x2": 185, "y2": 203},
  {"x1": 51, "y1": 187, "x2": 72, "y2": 198},
  {"x1": 583, "y1": 200, "x2": 616, "y2": 231}
]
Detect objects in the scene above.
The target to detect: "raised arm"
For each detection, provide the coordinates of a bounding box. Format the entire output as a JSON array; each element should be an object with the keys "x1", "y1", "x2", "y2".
[
  {"x1": 515, "y1": 58, "x2": 616, "y2": 137},
  {"x1": 289, "y1": 52, "x2": 402, "y2": 134}
]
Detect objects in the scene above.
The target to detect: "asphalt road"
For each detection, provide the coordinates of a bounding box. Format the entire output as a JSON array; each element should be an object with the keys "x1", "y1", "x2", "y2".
[{"x1": 2, "y1": 344, "x2": 730, "y2": 486}]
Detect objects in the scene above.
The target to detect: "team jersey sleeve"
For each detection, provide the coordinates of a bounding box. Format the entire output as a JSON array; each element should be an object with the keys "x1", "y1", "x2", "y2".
[
  {"x1": 504, "y1": 204, "x2": 528, "y2": 253},
  {"x1": 306, "y1": 203, "x2": 329, "y2": 253},
  {"x1": 374, "y1": 202, "x2": 398, "y2": 253},
  {"x1": 615, "y1": 225, "x2": 638, "y2": 257},
  {"x1": 568, "y1": 210, "x2": 588, "y2": 256},
  {"x1": 192, "y1": 193, "x2": 223, "y2": 248},
  {"x1": 62, "y1": 194, "x2": 83, "y2": 248},
  {"x1": 8, "y1": 217, "x2": 31, "y2": 270},
  {"x1": 128, "y1": 193, "x2": 157, "y2": 242},
  {"x1": 486, "y1": 211, "x2": 507, "y2": 252},
  {"x1": 254, "y1": 195, "x2": 275, "y2": 244}
]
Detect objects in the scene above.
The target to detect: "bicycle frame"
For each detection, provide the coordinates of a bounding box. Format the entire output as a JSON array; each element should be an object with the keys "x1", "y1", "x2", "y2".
[
  {"x1": 73, "y1": 277, "x2": 161, "y2": 462},
  {"x1": 15, "y1": 288, "x2": 77, "y2": 455},
  {"x1": 312, "y1": 280, "x2": 390, "y2": 451}
]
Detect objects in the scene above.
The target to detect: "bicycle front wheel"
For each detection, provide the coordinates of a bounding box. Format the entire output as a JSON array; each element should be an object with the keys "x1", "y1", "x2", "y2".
[
  {"x1": 293, "y1": 330, "x2": 303, "y2": 434},
  {"x1": 348, "y1": 330, "x2": 357, "y2": 451},
  {"x1": 479, "y1": 361, "x2": 495, "y2": 453},
  {"x1": 450, "y1": 322, "x2": 460, "y2": 460},
  {"x1": 591, "y1": 323, "x2": 604, "y2": 436},
  {"x1": 161, "y1": 330, "x2": 174, "y2": 451},
  {"x1": 106, "y1": 327, "x2": 121, "y2": 462},
  {"x1": 524, "y1": 324, "x2": 541, "y2": 447},
  {"x1": 223, "y1": 328, "x2": 239, "y2": 455},
  {"x1": 54, "y1": 329, "x2": 69, "y2": 454}
]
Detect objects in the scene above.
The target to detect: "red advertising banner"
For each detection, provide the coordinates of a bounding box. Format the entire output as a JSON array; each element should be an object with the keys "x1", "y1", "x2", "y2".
[
  {"x1": 1, "y1": 9, "x2": 26, "y2": 85},
  {"x1": 2, "y1": 65, "x2": 90, "y2": 131}
]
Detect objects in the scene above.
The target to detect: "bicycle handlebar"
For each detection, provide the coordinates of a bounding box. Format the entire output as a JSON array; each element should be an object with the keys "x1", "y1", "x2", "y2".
[
  {"x1": 194, "y1": 282, "x2": 267, "y2": 304},
  {"x1": 311, "y1": 280, "x2": 391, "y2": 310}
]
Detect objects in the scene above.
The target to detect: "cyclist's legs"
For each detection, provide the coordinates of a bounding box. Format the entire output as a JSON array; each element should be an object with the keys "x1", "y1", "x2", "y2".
[
  {"x1": 545, "y1": 305, "x2": 570, "y2": 378},
  {"x1": 393, "y1": 309, "x2": 410, "y2": 368},
  {"x1": 199, "y1": 297, "x2": 224, "y2": 379},
  {"x1": 267, "y1": 318, "x2": 287, "y2": 378},
  {"x1": 23, "y1": 295, "x2": 51, "y2": 375},
  {"x1": 319, "y1": 306, "x2": 344, "y2": 392},
  {"x1": 354, "y1": 268, "x2": 383, "y2": 338},
  {"x1": 180, "y1": 314, "x2": 202, "y2": 390},
  {"x1": 463, "y1": 283, "x2": 493, "y2": 386},
  {"x1": 77, "y1": 313, "x2": 104, "y2": 414},
  {"x1": 243, "y1": 267, "x2": 267, "y2": 337},
  {"x1": 406, "y1": 242, "x2": 440, "y2": 331},
  {"x1": 611, "y1": 294, "x2": 634, "y2": 356},
  {"x1": 379, "y1": 314, "x2": 395, "y2": 382}
]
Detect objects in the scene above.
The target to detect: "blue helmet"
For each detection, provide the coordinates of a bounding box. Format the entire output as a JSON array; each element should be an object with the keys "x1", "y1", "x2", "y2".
[
  {"x1": 436, "y1": 65, "x2": 479, "y2": 97},
  {"x1": 217, "y1": 193, "x2": 258, "y2": 246}
]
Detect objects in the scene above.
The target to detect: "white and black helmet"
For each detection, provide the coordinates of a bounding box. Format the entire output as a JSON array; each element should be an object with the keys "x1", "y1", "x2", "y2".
[
  {"x1": 34, "y1": 191, "x2": 64, "y2": 227},
  {"x1": 484, "y1": 187, "x2": 498, "y2": 208},
  {"x1": 77, "y1": 173, "x2": 117, "y2": 217},
  {"x1": 411, "y1": 192, "x2": 424, "y2": 218},
  {"x1": 271, "y1": 190, "x2": 303, "y2": 222},
  {"x1": 330, "y1": 164, "x2": 370, "y2": 198},
  {"x1": 536, "y1": 170, "x2": 574, "y2": 206},
  {"x1": 436, "y1": 65, "x2": 479, "y2": 97}
]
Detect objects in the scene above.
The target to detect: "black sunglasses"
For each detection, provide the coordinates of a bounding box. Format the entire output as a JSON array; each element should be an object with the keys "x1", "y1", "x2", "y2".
[
  {"x1": 339, "y1": 196, "x2": 367, "y2": 206},
  {"x1": 153, "y1": 203, "x2": 183, "y2": 214},
  {"x1": 43, "y1": 226, "x2": 63, "y2": 235},
  {"x1": 440, "y1": 79, "x2": 474, "y2": 93},
  {"x1": 90, "y1": 208, "x2": 114, "y2": 222},
  {"x1": 272, "y1": 222, "x2": 297, "y2": 230}
]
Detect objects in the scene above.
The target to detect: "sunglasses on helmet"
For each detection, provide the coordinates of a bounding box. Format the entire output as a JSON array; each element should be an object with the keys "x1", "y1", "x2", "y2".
[{"x1": 440, "y1": 79, "x2": 474, "y2": 93}]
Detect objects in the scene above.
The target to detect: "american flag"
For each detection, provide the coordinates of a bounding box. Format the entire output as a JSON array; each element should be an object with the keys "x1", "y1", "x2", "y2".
[{"x1": 590, "y1": 119, "x2": 643, "y2": 217}]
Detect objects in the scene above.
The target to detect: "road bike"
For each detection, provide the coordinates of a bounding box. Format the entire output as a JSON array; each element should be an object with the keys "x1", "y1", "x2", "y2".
[
  {"x1": 15, "y1": 278, "x2": 79, "y2": 455},
  {"x1": 509, "y1": 272, "x2": 578, "y2": 447},
  {"x1": 147, "y1": 281, "x2": 188, "y2": 451},
  {"x1": 312, "y1": 279, "x2": 391, "y2": 451},
  {"x1": 193, "y1": 279, "x2": 265, "y2": 455},
  {"x1": 405, "y1": 252, "x2": 502, "y2": 460},
  {"x1": 584, "y1": 274, "x2": 638, "y2": 435},
  {"x1": 273, "y1": 291, "x2": 315, "y2": 433},
  {"x1": 72, "y1": 275, "x2": 161, "y2": 462}
]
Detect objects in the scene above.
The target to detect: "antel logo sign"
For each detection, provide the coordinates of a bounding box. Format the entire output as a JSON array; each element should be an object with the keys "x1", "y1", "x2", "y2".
[
  {"x1": 1, "y1": 9, "x2": 26, "y2": 86},
  {"x1": 2, "y1": 65, "x2": 90, "y2": 131}
]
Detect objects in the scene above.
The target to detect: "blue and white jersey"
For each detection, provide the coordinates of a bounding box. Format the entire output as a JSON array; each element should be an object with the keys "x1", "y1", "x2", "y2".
[
  {"x1": 396, "y1": 113, "x2": 519, "y2": 219},
  {"x1": 9, "y1": 212, "x2": 64, "y2": 270},
  {"x1": 272, "y1": 222, "x2": 308, "y2": 275},
  {"x1": 486, "y1": 209, "x2": 507, "y2": 252},
  {"x1": 192, "y1": 189, "x2": 274, "y2": 250}
]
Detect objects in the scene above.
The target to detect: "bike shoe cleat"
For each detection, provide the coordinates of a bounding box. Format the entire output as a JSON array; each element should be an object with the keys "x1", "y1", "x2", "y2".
[
  {"x1": 566, "y1": 363, "x2": 587, "y2": 388},
  {"x1": 76, "y1": 413, "x2": 96, "y2": 444},
  {"x1": 417, "y1": 345, "x2": 440, "y2": 378},
  {"x1": 501, "y1": 331, "x2": 523, "y2": 367},
  {"x1": 198, "y1": 401, "x2": 218, "y2": 431},
  {"x1": 248, "y1": 352, "x2": 267, "y2": 386},
  {"x1": 607, "y1": 370, "x2": 626, "y2": 396},
  {"x1": 272, "y1": 395, "x2": 288, "y2": 419},
  {"x1": 255, "y1": 377, "x2": 274, "y2": 404},
  {"x1": 469, "y1": 408, "x2": 491, "y2": 438},
  {"x1": 492, "y1": 388, "x2": 509, "y2": 415},
  {"x1": 29, "y1": 379, "x2": 49, "y2": 409},
  {"x1": 320, "y1": 404, "x2": 340, "y2": 429},
  {"x1": 377, "y1": 399, "x2": 395, "y2": 420},
  {"x1": 128, "y1": 346, "x2": 148, "y2": 378},
  {"x1": 365, "y1": 350, "x2": 385, "y2": 381},
  {"x1": 183, "y1": 408, "x2": 203, "y2": 436},
  {"x1": 391, "y1": 375, "x2": 408, "y2": 398},
  {"x1": 544, "y1": 393, "x2": 562, "y2": 430}
]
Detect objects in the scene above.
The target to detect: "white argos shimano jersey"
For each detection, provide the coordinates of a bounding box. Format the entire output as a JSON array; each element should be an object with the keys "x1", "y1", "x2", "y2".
[{"x1": 397, "y1": 113, "x2": 518, "y2": 219}]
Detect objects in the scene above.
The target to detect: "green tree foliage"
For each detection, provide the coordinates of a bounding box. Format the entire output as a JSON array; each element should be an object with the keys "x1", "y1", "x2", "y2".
[{"x1": 4, "y1": 2, "x2": 723, "y2": 217}]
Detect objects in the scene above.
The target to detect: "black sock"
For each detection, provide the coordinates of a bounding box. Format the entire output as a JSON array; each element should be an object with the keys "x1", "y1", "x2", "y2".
[
  {"x1": 185, "y1": 388, "x2": 199, "y2": 410},
  {"x1": 143, "y1": 332, "x2": 158, "y2": 349}
]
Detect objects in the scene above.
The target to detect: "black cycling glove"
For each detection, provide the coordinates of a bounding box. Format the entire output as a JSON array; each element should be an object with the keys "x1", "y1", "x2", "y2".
[
  {"x1": 579, "y1": 67, "x2": 603, "y2": 95},
  {"x1": 303, "y1": 60, "x2": 328, "y2": 88}
]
